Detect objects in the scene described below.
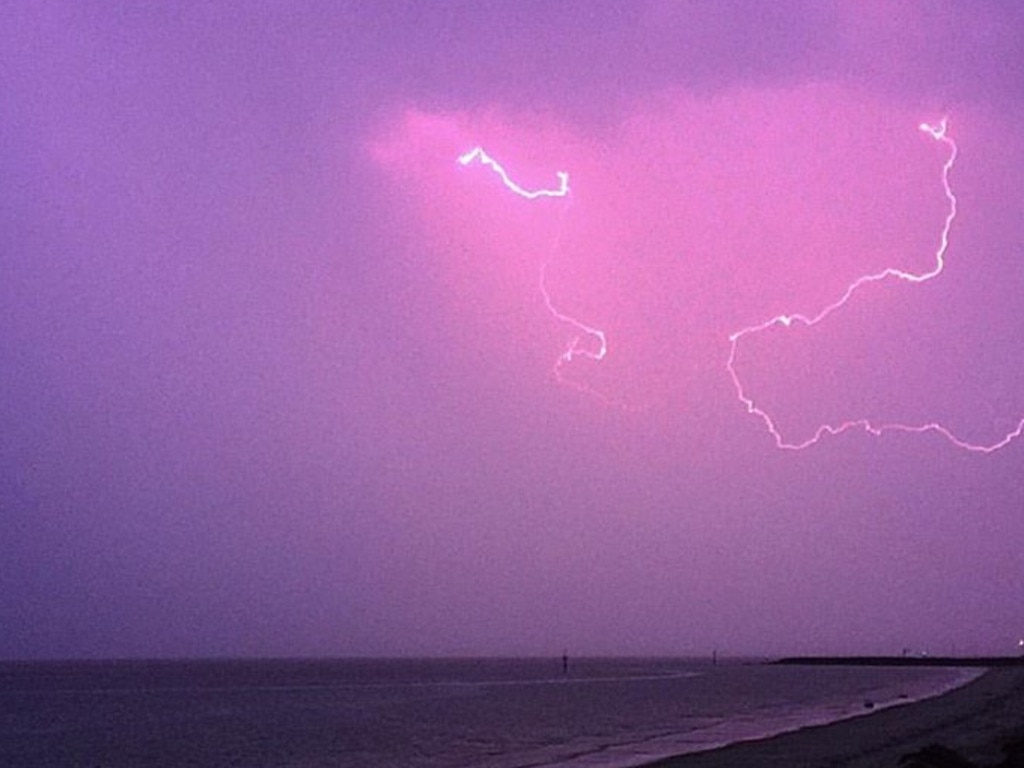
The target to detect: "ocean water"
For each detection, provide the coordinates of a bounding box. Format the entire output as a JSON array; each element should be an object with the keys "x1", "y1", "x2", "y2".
[{"x1": 0, "y1": 658, "x2": 977, "y2": 768}]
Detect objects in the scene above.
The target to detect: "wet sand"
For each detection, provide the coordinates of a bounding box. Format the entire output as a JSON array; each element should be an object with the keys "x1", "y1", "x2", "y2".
[{"x1": 645, "y1": 668, "x2": 1024, "y2": 768}]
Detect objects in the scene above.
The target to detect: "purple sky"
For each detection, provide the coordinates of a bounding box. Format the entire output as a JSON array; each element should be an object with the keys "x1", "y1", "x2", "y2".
[{"x1": 3, "y1": 1, "x2": 1024, "y2": 659}]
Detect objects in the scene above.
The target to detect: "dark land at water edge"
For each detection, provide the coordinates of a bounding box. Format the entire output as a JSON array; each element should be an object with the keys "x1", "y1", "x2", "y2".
[
  {"x1": 774, "y1": 656, "x2": 1024, "y2": 667},
  {"x1": 645, "y1": 668, "x2": 1024, "y2": 768}
]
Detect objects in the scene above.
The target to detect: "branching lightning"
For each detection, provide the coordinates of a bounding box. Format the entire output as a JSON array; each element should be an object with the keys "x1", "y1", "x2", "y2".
[
  {"x1": 458, "y1": 146, "x2": 609, "y2": 396},
  {"x1": 458, "y1": 123, "x2": 1024, "y2": 451},
  {"x1": 539, "y1": 265, "x2": 607, "y2": 365},
  {"x1": 727, "y1": 119, "x2": 1024, "y2": 452}
]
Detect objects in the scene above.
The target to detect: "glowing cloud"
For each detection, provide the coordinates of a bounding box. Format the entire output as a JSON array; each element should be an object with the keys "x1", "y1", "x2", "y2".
[{"x1": 458, "y1": 120, "x2": 1024, "y2": 452}]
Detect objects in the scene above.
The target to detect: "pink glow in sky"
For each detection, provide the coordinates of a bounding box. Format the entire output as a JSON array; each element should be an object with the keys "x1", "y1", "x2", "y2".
[
  {"x1": 3, "y1": 1, "x2": 1024, "y2": 660},
  {"x1": 373, "y1": 90, "x2": 1024, "y2": 449},
  {"x1": 726, "y1": 119, "x2": 1024, "y2": 452},
  {"x1": 450, "y1": 117, "x2": 1024, "y2": 449}
]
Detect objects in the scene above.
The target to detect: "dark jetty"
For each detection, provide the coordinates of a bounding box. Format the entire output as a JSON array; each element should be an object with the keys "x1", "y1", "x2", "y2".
[{"x1": 774, "y1": 656, "x2": 1024, "y2": 667}]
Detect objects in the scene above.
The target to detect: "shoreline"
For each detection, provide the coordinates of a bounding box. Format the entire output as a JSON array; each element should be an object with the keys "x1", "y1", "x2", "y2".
[
  {"x1": 773, "y1": 656, "x2": 1024, "y2": 667},
  {"x1": 642, "y1": 668, "x2": 1024, "y2": 768}
]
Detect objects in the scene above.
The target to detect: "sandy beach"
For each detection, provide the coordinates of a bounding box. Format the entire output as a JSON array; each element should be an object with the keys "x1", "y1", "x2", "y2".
[{"x1": 646, "y1": 668, "x2": 1024, "y2": 768}]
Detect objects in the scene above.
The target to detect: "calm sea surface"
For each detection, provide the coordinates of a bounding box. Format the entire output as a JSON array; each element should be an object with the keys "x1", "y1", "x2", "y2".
[{"x1": 0, "y1": 658, "x2": 977, "y2": 768}]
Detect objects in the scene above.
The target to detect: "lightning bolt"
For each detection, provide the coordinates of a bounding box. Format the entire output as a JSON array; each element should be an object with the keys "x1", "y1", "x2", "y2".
[
  {"x1": 538, "y1": 264, "x2": 607, "y2": 364},
  {"x1": 458, "y1": 123, "x2": 1024, "y2": 450},
  {"x1": 458, "y1": 146, "x2": 611, "y2": 398},
  {"x1": 457, "y1": 147, "x2": 569, "y2": 199},
  {"x1": 727, "y1": 119, "x2": 1024, "y2": 452}
]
